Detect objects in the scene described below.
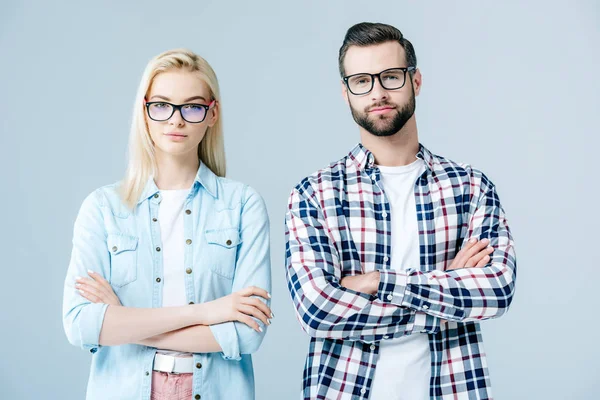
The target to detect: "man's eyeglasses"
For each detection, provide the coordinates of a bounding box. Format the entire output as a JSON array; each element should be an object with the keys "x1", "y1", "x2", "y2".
[
  {"x1": 343, "y1": 67, "x2": 416, "y2": 95},
  {"x1": 144, "y1": 100, "x2": 216, "y2": 123}
]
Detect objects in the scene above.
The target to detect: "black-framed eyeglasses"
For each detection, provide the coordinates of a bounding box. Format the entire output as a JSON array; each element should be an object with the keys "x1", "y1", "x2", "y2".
[
  {"x1": 343, "y1": 67, "x2": 416, "y2": 95},
  {"x1": 144, "y1": 99, "x2": 216, "y2": 123}
]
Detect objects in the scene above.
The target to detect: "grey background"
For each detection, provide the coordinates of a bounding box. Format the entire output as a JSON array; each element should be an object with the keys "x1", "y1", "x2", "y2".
[{"x1": 1, "y1": 1, "x2": 598, "y2": 399}]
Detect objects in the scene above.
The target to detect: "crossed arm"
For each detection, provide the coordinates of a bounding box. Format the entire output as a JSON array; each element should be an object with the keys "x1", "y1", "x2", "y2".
[{"x1": 285, "y1": 183, "x2": 516, "y2": 343}]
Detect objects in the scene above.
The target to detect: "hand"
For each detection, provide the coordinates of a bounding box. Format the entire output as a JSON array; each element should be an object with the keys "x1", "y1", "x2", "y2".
[
  {"x1": 340, "y1": 271, "x2": 380, "y2": 295},
  {"x1": 446, "y1": 238, "x2": 493, "y2": 271},
  {"x1": 197, "y1": 286, "x2": 273, "y2": 333},
  {"x1": 75, "y1": 270, "x2": 122, "y2": 306}
]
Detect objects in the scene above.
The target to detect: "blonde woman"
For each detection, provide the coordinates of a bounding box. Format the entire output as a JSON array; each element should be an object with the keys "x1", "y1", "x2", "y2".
[{"x1": 63, "y1": 49, "x2": 272, "y2": 400}]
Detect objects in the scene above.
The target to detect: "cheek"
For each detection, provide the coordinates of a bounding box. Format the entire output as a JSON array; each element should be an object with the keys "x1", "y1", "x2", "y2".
[{"x1": 146, "y1": 119, "x2": 164, "y2": 142}]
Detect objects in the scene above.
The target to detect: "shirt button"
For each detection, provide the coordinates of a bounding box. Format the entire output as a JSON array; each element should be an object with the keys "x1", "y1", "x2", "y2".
[
  {"x1": 195, "y1": 395, "x2": 201, "y2": 400},
  {"x1": 382, "y1": 211, "x2": 388, "y2": 218},
  {"x1": 152, "y1": 217, "x2": 157, "y2": 222},
  {"x1": 360, "y1": 388, "x2": 367, "y2": 395},
  {"x1": 186, "y1": 268, "x2": 192, "y2": 274},
  {"x1": 153, "y1": 194, "x2": 159, "y2": 199},
  {"x1": 370, "y1": 344, "x2": 376, "y2": 350},
  {"x1": 226, "y1": 239, "x2": 232, "y2": 246},
  {"x1": 156, "y1": 277, "x2": 161, "y2": 283},
  {"x1": 111, "y1": 246, "x2": 118, "y2": 253},
  {"x1": 420, "y1": 330, "x2": 427, "y2": 333},
  {"x1": 422, "y1": 304, "x2": 429, "y2": 310},
  {"x1": 371, "y1": 174, "x2": 376, "y2": 180},
  {"x1": 196, "y1": 363, "x2": 202, "y2": 369},
  {"x1": 186, "y1": 239, "x2": 192, "y2": 245},
  {"x1": 383, "y1": 256, "x2": 389, "y2": 262},
  {"x1": 189, "y1": 301, "x2": 195, "y2": 305},
  {"x1": 185, "y1": 209, "x2": 191, "y2": 215},
  {"x1": 156, "y1": 247, "x2": 161, "y2": 252},
  {"x1": 383, "y1": 335, "x2": 389, "y2": 339},
  {"x1": 145, "y1": 371, "x2": 149, "y2": 376},
  {"x1": 387, "y1": 294, "x2": 393, "y2": 301}
]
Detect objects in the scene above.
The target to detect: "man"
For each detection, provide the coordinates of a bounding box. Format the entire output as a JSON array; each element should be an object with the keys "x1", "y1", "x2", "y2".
[{"x1": 285, "y1": 22, "x2": 516, "y2": 400}]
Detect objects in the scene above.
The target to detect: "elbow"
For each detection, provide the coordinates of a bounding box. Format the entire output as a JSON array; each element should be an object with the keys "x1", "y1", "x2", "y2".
[
  {"x1": 297, "y1": 309, "x2": 331, "y2": 339},
  {"x1": 238, "y1": 326, "x2": 267, "y2": 355}
]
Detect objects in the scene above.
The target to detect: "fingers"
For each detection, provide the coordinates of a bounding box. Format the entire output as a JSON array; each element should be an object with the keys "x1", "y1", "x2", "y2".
[
  {"x1": 78, "y1": 289, "x2": 102, "y2": 303},
  {"x1": 236, "y1": 312, "x2": 263, "y2": 333},
  {"x1": 238, "y1": 286, "x2": 271, "y2": 301},
  {"x1": 243, "y1": 297, "x2": 274, "y2": 319},
  {"x1": 76, "y1": 276, "x2": 113, "y2": 301},
  {"x1": 75, "y1": 283, "x2": 105, "y2": 303},
  {"x1": 465, "y1": 244, "x2": 494, "y2": 268},
  {"x1": 87, "y1": 270, "x2": 113, "y2": 292},
  {"x1": 462, "y1": 238, "x2": 490, "y2": 261},
  {"x1": 238, "y1": 304, "x2": 271, "y2": 326}
]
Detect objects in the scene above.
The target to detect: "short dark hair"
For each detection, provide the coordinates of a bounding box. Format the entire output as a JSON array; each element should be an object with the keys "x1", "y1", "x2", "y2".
[{"x1": 338, "y1": 22, "x2": 417, "y2": 77}]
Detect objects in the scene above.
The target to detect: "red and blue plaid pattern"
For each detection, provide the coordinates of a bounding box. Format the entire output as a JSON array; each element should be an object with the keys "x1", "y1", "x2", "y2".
[{"x1": 285, "y1": 143, "x2": 516, "y2": 399}]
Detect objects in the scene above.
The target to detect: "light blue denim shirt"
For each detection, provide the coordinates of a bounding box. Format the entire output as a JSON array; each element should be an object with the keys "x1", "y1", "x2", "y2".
[{"x1": 62, "y1": 163, "x2": 271, "y2": 400}]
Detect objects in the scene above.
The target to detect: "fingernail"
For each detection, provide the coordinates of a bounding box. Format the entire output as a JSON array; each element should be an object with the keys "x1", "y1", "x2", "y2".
[
  {"x1": 75, "y1": 276, "x2": 82, "y2": 281},
  {"x1": 469, "y1": 238, "x2": 476, "y2": 243},
  {"x1": 75, "y1": 283, "x2": 80, "y2": 288},
  {"x1": 268, "y1": 319, "x2": 272, "y2": 325},
  {"x1": 79, "y1": 289, "x2": 85, "y2": 294},
  {"x1": 271, "y1": 312, "x2": 275, "y2": 319},
  {"x1": 258, "y1": 326, "x2": 263, "y2": 332},
  {"x1": 87, "y1": 269, "x2": 94, "y2": 275},
  {"x1": 267, "y1": 292, "x2": 272, "y2": 299}
]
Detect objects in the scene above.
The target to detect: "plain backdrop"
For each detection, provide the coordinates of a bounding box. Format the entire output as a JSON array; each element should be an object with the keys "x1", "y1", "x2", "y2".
[{"x1": 1, "y1": 1, "x2": 598, "y2": 399}]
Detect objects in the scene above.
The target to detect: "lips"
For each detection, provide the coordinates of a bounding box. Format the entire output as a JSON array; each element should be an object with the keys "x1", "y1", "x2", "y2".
[
  {"x1": 164, "y1": 132, "x2": 187, "y2": 137},
  {"x1": 369, "y1": 106, "x2": 395, "y2": 112}
]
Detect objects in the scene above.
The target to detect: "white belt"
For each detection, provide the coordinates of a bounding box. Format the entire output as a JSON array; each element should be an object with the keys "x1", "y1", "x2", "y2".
[{"x1": 153, "y1": 353, "x2": 194, "y2": 374}]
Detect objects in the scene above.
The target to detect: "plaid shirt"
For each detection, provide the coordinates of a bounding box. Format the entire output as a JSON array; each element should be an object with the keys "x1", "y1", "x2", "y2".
[{"x1": 285, "y1": 143, "x2": 516, "y2": 399}]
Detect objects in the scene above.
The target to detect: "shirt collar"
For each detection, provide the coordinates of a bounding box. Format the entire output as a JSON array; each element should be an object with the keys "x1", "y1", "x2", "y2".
[
  {"x1": 348, "y1": 142, "x2": 438, "y2": 172},
  {"x1": 137, "y1": 162, "x2": 218, "y2": 205}
]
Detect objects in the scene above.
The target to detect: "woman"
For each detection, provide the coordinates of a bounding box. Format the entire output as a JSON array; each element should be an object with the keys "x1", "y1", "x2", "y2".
[{"x1": 62, "y1": 49, "x2": 272, "y2": 400}]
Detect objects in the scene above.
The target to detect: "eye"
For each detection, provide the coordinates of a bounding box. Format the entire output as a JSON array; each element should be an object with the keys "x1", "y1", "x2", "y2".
[
  {"x1": 183, "y1": 104, "x2": 204, "y2": 111},
  {"x1": 153, "y1": 102, "x2": 169, "y2": 109}
]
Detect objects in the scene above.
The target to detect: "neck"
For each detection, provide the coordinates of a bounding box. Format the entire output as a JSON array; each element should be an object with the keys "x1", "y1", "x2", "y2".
[
  {"x1": 360, "y1": 115, "x2": 420, "y2": 166},
  {"x1": 153, "y1": 149, "x2": 199, "y2": 190}
]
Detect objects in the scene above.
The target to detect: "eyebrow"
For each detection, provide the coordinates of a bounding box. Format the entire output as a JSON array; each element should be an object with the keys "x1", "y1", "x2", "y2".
[{"x1": 149, "y1": 95, "x2": 208, "y2": 102}]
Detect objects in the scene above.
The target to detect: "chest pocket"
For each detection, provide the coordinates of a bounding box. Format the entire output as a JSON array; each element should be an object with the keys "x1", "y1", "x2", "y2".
[
  {"x1": 107, "y1": 234, "x2": 138, "y2": 287},
  {"x1": 205, "y1": 228, "x2": 242, "y2": 279}
]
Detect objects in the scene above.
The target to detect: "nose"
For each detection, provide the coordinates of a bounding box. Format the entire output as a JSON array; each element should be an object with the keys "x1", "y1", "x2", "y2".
[
  {"x1": 168, "y1": 107, "x2": 185, "y2": 126},
  {"x1": 370, "y1": 76, "x2": 388, "y2": 102}
]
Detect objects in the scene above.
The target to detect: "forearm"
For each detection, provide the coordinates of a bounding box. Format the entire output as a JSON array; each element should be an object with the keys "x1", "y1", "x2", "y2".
[
  {"x1": 137, "y1": 325, "x2": 222, "y2": 353},
  {"x1": 378, "y1": 262, "x2": 515, "y2": 322},
  {"x1": 99, "y1": 305, "x2": 199, "y2": 346},
  {"x1": 290, "y1": 272, "x2": 440, "y2": 342}
]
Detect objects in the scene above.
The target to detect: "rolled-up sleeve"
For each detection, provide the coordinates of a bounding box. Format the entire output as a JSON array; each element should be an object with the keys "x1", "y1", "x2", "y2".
[
  {"x1": 62, "y1": 190, "x2": 111, "y2": 352},
  {"x1": 211, "y1": 186, "x2": 272, "y2": 361}
]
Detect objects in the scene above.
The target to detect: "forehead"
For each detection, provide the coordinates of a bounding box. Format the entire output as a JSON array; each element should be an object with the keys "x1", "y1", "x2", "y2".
[
  {"x1": 148, "y1": 69, "x2": 209, "y2": 100},
  {"x1": 343, "y1": 41, "x2": 407, "y2": 76}
]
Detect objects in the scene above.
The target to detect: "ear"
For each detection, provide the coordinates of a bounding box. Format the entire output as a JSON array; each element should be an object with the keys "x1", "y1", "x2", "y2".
[
  {"x1": 341, "y1": 80, "x2": 349, "y2": 106},
  {"x1": 412, "y1": 68, "x2": 423, "y2": 97},
  {"x1": 207, "y1": 101, "x2": 219, "y2": 128}
]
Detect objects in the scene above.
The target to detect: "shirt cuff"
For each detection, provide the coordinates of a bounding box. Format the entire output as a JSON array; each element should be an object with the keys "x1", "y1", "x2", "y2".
[
  {"x1": 377, "y1": 269, "x2": 409, "y2": 305},
  {"x1": 408, "y1": 311, "x2": 441, "y2": 335},
  {"x1": 209, "y1": 322, "x2": 241, "y2": 361},
  {"x1": 79, "y1": 302, "x2": 109, "y2": 353}
]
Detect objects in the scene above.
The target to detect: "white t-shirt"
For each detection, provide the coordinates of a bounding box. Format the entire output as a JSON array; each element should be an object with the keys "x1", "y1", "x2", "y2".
[
  {"x1": 369, "y1": 158, "x2": 430, "y2": 400},
  {"x1": 156, "y1": 188, "x2": 191, "y2": 357}
]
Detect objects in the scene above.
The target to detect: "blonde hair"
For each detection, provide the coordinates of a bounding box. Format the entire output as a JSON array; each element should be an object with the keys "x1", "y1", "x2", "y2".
[{"x1": 120, "y1": 48, "x2": 226, "y2": 209}]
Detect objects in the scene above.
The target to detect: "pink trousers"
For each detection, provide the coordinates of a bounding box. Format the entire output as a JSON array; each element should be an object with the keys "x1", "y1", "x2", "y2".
[{"x1": 151, "y1": 371, "x2": 193, "y2": 400}]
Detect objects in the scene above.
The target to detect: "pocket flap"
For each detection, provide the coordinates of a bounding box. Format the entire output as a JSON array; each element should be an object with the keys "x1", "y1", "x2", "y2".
[
  {"x1": 205, "y1": 228, "x2": 241, "y2": 249},
  {"x1": 107, "y1": 234, "x2": 138, "y2": 254}
]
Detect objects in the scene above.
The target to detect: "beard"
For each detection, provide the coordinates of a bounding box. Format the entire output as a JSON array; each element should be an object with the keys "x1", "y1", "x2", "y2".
[{"x1": 349, "y1": 86, "x2": 416, "y2": 137}]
